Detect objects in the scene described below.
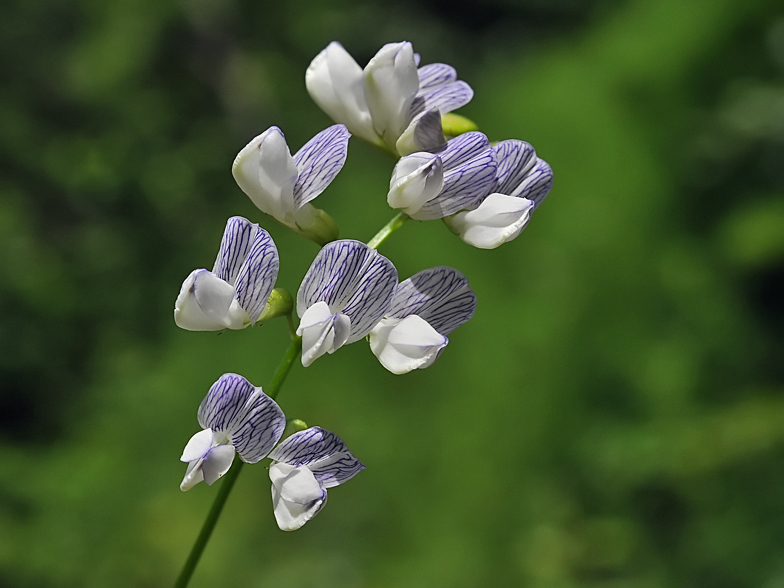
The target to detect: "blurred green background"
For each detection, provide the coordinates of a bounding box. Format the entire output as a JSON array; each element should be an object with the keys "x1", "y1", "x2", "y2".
[{"x1": 2, "y1": 0, "x2": 784, "y2": 586}]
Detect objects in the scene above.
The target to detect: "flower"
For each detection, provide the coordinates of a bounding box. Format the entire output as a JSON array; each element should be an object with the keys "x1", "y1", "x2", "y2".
[
  {"x1": 444, "y1": 140, "x2": 553, "y2": 249},
  {"x1": 268, "y1": 427, "x2": 365, "y2": 531},
  {"x1": 180, "y1": 373, "x2": 286, "y2": 491},
  {"x1": 174, "y1": 217, "x2": 279, "y2": 331},
  {"x1": 232, "y1": 125, "x2": 350, "y2": 244},
  {"x1": 369, "y1": 267, "x2": 477, "y2": 374},
  {"x1": 306, "y1": 41, "x2": 473, "y2": 156},
  {"x1": 387, "y1": 131, "x2": 497, "y2": 219},
  {"x1": 296, "y1": 240, "x2": 397, "y2": 366}
]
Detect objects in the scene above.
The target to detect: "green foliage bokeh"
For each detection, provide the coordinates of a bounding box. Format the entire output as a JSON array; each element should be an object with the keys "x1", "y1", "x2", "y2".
[{"x1": 1, "y1": 0, "x2": 783, "y2": 586}]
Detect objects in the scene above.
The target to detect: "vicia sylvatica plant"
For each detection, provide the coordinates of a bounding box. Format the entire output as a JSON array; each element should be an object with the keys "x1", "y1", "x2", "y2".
[{"x1": 172, "y1": 40, "x2": 553, "y2": 587}]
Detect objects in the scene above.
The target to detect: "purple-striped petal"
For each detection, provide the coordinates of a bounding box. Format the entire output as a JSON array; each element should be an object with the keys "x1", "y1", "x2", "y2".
[
  {"x1": 493, "y1": 141, "x2": 537, "y2": 195},
  {"x1": 297, "y1": 240, "x2": 397, "y2": 342},
  {"x1": 197, "y1": 373, "x2": 286, "y2": 462},
  {"x1": 417, "y1": 63, "x2": 457, "y2": 90},
  {"x1": 512, "y1": 158, "x2": 553, "y2": 209},
  {"x1": 269, "y1": 427, "x2": 366, "y2": 489},
  {"x1": 198, "y1": 373, "x2": 255, "y2": 433},
  {"x1": 292, "y1": 124, "x2": 351, "y2": 209},
  {"x1": 438, "y1": 131, "x2": 490, "y2": 170},
  {"x1": 230, "y1": 389, "x2": 286, "y2": 463},
  {"x1": 234, "y1": 228, "x2": 279, "y2": 323},
  {"x1": 388, "y1": 266, "x2": 477, "y2": 335},
  {"x1": 413, "y1": 142, "x2": 497, "y2": 220},
  {"x1": 411, "y1": 81, "x2": 473, "y2": 118},
  {"x1": 212, "y1": 217, "x2": 258, "y2": 285}
]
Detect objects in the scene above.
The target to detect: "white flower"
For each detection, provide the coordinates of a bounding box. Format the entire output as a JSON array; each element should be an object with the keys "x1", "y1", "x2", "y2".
[
  {"x1": 444, "y1": 140, "x2": 553, "y2": 249},
  {"x1": 180, "y1": 373, "x2": 286, "y2": 491},
  {"x1": 174, "y1": 217, "x2": 279, "y2": 331},
  {"x1": 388, "y1": 132, "x2": 497, "y2": 219},
  {"x1": 296, "y1": 240, "x2": 397, "y2": 366},
  {"x1": 268, "y1": 427, "x2": 365, "y2": 531},
  {"x1": 306, "y1": 41, "x2": 473, "y2": 156},
  {"x1": 232, "y1": 125, "x2": 349, "y2": 244},
  {"x1": 369, "y1": 267, "x2": 477, "y2": 374}
]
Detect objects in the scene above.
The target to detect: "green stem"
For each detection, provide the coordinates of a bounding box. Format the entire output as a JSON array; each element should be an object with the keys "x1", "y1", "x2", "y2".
[
  {"x1": 367, "y1": 212, "x2": 410, "y2": 250},
  {"x1": 174, "y1": 461, "x2": 244, "y2": 588},
  {"x1": 266, "y1": 335, "x2": 303, "y2": 401},
  {"x1": 174, "y1": 333, "x2": 303, "y2": 587}
]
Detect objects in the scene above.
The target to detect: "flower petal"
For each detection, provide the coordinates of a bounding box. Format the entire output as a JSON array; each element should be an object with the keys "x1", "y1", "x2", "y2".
[
  {"x1": 306, "y1": 42, "x2": 377, "y2": 145},
  {"x1": 411, "y1": 81, "x2": 473, "y2": 119},
  {"x1": 445, "y1": 193, "x2": 535, "y2": 249},
  {"x1": 417, "y1": 63, "x2": 457, "y2": 91},
  {"x1": 180, "y1": 458, "x2": 205, "y2": 491},
  {"x1": 270, "y1": 463, "x2": 324, "y2": 503},
  {"x1": 212, "y1": 217, "x2": 258, "y2": 285},
  {"x1": 297, "y1": 240, "x2": 397, "y2": 342},
  {"x1": 180, "y1": 428, "x2": 214, "y2": 462},
  {"x1": 229, "y1": 389, "x2": 286, "y2": 464},
  {"x1": 270, "y1": 463, "x2": 328, "y2": 531},
  {"x1": 174, "y1": 269, "x2": 245, "y2": 331},
  {"x1": 492, "y1": 140, "x2": 537, "y2": 195},
  {"x1": 395, "y1": 108, "x2": 445, "y2": 155},
  {"x1": 412, "y1": 133, "x2": 497, "y2": 220},
  {"x1": 363, "y1": 42, "x2": 419, "y2": 147},
  {"x1": 369, "y1": 315, "x2": 448, "y2": 375},
  {"x1": 297, "y1": 301, "x2": 342, "y2": 367},
  {"x1": 234, "y1": 228, "x2": 279, "y2": 324},
  {"x1": 232, "y1": 127, "x2": 299, "y2": 222},
  {"x1": 201, "y1": 445, "x2": 236, "y2": 485},
  {"x1": 269, "y1": 427, "x2": 365, "y2": 488},
  {"x1": 292, "y1": 124, "x2": 351, "y2": 209},
  {"x1": 387, "y1": 152, "x2": 444, "y2": 215},
  {"x1": 387, "y1": 266, "x2": 477, "y2": 335},
  {"x1": 438, "y1": 131, "x2": 491, "y2": 170},
  {"x1": 511, "y1": 158, "x2": 553, "y2": 209}
]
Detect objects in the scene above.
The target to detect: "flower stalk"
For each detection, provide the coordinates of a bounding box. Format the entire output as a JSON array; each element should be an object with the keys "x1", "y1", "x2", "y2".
[{"x1": 367, "y1": 211, "x2": 409, "y2": 250}]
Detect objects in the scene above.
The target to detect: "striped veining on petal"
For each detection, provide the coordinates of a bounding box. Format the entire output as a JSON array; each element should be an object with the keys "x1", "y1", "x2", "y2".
[
  {"x1": 340, "y1": 250, "x2": 397, "y2": 342},
  {"x1": 234, "y1": 228, "x2": 279, "y2": 323},
  {"x1": 269, "y1": 427, "x2": 365, "y2": 487},
  {"x1": 230, "y1": 390, "x2": 286, "y2": 463},
  {"x1": 212, "y1": 217, "x2": 258, "y2": 285},
  {"x1": 198, "y1": 373, "x2": 255, "y2": 433},
  {"x1": 414, "y1": 145, "x2": 497, "y2": 220},
  {"x1": 438, "y1": 132, "x2": 490, "y2": 170},
  {"x1": 292, "y1": 124, "x2": 351, "y2": 208},
  {"x1": 310, "y1": 452, "x2": 366, "y2": 488},
  {"x1": 493, "y1": 140, "x2": 537, "y2": 195},
  {"x1": 389, "y1": 267, "x2": 477, "y2": 335},
  {"x1": 417, "y1": 63, "x2": 457, "y2": 90},
  {"x1": 512, "y1": 158, "x2": 553, "y2": 209},
  {"x1": 297, "y1": 240, "x2": 396, "y2": 332},
  {"x1": 412, "y1": 81, "x2": 473, "y2": 118}
]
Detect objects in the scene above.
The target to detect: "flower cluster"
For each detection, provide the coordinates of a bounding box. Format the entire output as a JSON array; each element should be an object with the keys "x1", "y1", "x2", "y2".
[
  {"x1": 173, "y1": 40, "x2": 552, "y2": 533},
  {"x1": 180, "y1": 374, "x2": 364, "y2": 531}
]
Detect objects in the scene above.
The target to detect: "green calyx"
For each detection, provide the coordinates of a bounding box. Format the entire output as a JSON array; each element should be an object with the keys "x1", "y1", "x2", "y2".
[
  {"x1": 441, "y1": 113, "x2": 478, "y2": 137},
  {"x1": 256, "y1": 288, "x2": 294, "y2": 324}
]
